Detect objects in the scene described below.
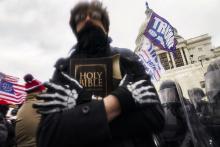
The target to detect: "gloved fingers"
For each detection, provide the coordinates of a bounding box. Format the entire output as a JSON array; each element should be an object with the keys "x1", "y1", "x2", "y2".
[
  {"x1": 119, "y1": 74, "x2": 127, "y2": 86},
  {"x1": 133, "y1": 86, "x2": 155, "y2": 95},
  {"x1": 69, "y1": 89, "x2": 79, "y2": 100},
  {"x1": 66, "y1": 99, "x2": 76, "y2": 109},
  {"x1": 33, "y1": 100, "x2": 67, "y2": 109},
  {"x1": 141, "y1": 86, "x2": 154, "y2": 92},
  {"x1": 44, "y1": 82, "x2": 72, "y2": 96},
  {"x1": 127, "y1": 80, "x2": 147, "y2": 91},
  {"x1": 44, "y1": 81, "x2": 65, "y2": 91},
  {"x1": 119, "y1": 74, "x2": 133, "y2": 86},
  {"x1": 128, "y1": 83, "x2": 159, "y2": 104},
  {"x1": 61, "y1": 72, "x2": 83, "y2": 90},
  {"x1": 133, "y1": 92, "x2": 159, "y2": 104},
  {"x1": 133, "y1": 91, "x2": 156, "y2": 99},
  {"x1": 131, "y1": 86, "x2": 155, "y2": 96},
  {"x1": 37, "y1": 92, "x2": 69, "y2": 102}
]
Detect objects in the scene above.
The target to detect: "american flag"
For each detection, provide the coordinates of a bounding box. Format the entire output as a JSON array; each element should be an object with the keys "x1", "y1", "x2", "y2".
[
  {"x1": 0, "y1": 72, "x2": 19, "y2": 83},
  {"x1": 0, "y1": 72, "x2": 26, "y2": 104}
]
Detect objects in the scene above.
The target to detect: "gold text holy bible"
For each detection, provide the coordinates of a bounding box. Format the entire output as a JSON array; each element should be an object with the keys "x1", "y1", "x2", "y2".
[{"x1": 70, "y1": 55, "x2": 121, "y2": 99}]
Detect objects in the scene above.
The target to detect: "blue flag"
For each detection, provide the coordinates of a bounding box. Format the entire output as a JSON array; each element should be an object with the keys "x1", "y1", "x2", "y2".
[{"x1": 144, "y1": 12, "x2": 177, "y2": 52}]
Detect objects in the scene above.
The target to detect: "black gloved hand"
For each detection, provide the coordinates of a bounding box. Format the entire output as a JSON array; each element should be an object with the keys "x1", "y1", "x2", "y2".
[
  {"x1": 110, "y1": 74, "x2": 159, "y2": 113},
  {"x1": 33, "y1": 72, "x2": 89, "y2": 114}
]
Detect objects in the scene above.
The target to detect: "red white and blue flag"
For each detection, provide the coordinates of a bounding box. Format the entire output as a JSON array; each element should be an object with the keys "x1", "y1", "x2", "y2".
[
  {"x1": 137, "y1": 37, "x2": 165, "y2": 81},
  {"x1": 135, "y1": 3, "x2": 177, "y2": 81},
  {"x1": 0, "y1": 72, "x2": 19, "y2": 83},
  {"x1": 0, "y1": 72, "x2": 26, "y2": 104}
]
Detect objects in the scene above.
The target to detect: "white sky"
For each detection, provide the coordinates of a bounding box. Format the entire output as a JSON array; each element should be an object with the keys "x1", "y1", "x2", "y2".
[{"x1": 0, "y1": 0, "x2": 220, "y2": 83}]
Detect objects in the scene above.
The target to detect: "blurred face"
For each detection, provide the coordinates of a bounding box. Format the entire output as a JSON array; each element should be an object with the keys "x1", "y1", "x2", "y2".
[
  {"x1": 74, "y1": 10, "x2": 107, "y2": 34},
  {"x1": 72, "y1": 7, "x2": 110, "y2": 57}
]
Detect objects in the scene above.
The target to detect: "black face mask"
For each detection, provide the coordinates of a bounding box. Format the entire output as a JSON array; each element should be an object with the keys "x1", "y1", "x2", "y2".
[{"x1": 74, "y1": 21, "x2": 110, "y2": 58}]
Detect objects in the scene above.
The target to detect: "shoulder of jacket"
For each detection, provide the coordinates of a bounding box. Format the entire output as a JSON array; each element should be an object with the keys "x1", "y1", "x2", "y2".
[
  {"x1": 111, "y1": 47, "x2": 141, "y2": 62},
  {"x1": 111, "y1": 47, "x2": 133, "y2": 55}
]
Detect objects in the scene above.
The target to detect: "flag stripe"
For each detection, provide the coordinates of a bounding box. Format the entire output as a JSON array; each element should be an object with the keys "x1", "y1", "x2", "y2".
[
  {"x1": 0, "y1": 95, "x2": 26, "y2": 103},
  {"x1": 13, "y1": 83, "x2": 25, "y2": 88},
  {"x1": 0, "y1": 97, "x2": 25, "y2": 104},
  {"x1": 136, "y1": 39, "x2": 165, "y2": 81},
  {"x1": 14, "y1": 86, "x2": 26, "y2": 92},
  {"x1": 0, "y1": 92, "x2": 26, "y2": 99},
  {"x1": 0, "y1": 98, "x2": 25, "y2": 104},
  {"x1": 4, "y1": 78, "x2": 19, "y2": 83},
  {"x1": 3, "y1": 77, "x2": 19, "y2": 83},
  {"x1": 0, "y1": 96, "x2": 25, "y2": 103}
]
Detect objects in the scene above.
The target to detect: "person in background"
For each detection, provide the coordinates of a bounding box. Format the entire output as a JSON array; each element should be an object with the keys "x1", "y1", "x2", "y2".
[
  {"x1": 188, "y1": 88, "x2": 211, "y2": 121},
  {"x1": 204, "y1": 59, "x2": 220, "y2": 146},
  {"x1": 15, "y1": 74, "x2": 45, "y2": 147},
  {"x1": 0, "y1": 105, "x2": 16, "y2": 147},
  {"x1": 158, "y1": 80, "x2": 193, "y2": 147},
  {"x1": 33, "y1": 1, "x2": 165, "y2": 147},
  {"x1": 23, "y1": 74, "x2": 45, "y2": 93}
]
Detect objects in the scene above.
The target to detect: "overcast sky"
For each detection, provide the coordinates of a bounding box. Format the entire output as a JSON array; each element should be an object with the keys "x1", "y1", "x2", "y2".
[{"x1": 0, "y1": 0, "x2": 220, "y2": 83}]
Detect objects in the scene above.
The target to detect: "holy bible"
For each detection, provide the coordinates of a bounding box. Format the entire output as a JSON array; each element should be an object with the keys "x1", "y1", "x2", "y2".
[{"x1": 69, "y1": 55, "x2": 121, "y2": 99}]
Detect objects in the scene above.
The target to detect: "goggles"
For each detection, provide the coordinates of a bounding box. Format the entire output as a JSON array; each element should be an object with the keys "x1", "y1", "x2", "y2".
[{"x1": 74, "y1": 10, "x2": 102, "y2": 24}]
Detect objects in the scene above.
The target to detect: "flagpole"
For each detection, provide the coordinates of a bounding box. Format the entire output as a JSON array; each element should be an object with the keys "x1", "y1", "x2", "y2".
[{"x1": 145, "y1": 1, "x2": 152, "y2": 15}]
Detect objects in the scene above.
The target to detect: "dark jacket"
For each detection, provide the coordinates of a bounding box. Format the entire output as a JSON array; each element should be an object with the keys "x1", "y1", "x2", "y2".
[
  {"x1": 36, "y1": 47, "x2": 165, "y2": 147},
  {"x1": 0, "y1": 113, "x2": 15, "y2": 147},
  {"x1": 16, "y1": 94, "x2": 41, "y2": 147}
]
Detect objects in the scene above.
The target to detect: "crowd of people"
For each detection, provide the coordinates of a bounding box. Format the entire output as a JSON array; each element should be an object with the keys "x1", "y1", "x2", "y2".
[{"x1": 0, "y1": 1, "x2": 220, "y2": 147}]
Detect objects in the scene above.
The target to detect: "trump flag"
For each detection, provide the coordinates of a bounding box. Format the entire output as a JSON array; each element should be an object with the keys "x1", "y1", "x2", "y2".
[
  {"x1": 144, "y1": 11, "x2": 177, "y2": 52},
  {"x1": 135, "y1": 4, "x2": 177, "y2": 81}
]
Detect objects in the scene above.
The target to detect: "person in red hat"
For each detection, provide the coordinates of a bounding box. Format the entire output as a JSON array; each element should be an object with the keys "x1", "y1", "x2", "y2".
[
  {"x1": 15, "y1": 74, "x2": 45, "y2": 147},
  {"x1": 23, "y1": 74, "x2": 45, "y2": 93}
]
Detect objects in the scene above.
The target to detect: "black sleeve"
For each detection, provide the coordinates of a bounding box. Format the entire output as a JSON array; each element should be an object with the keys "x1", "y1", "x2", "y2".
[
  {"x1": 110, "y1": 48, "x2": 165, "y2": 139},
  {"x1": 37, "y1": 50, "x2": 165, "y2": 146},
  {"x1": 110, "y1": 103, "x2": 165, "y2": 139},
  {"x1": 37, "y1": 101, "x2": 111, "y2": 147},
  {"x1": 0, "y1": 121, "x2": 8, "y2": 143},
  {"x1": 37, "y1": 58, "x2": 111, "y2": 147}
]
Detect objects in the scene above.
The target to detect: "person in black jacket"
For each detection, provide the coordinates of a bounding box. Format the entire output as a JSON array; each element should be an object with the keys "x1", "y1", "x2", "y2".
[
  {"x1": 33, "y1": 1, "x2": 165, "y2": 147},
  {"x1": 188, "y1": 88, "x2": 211, "y2": 120},
  {"x1": 0, "y1": 105, "x2": 16, "y2": 147},
  {"x1": 204, "y1": 59, "x2": 220, "y2": 146},
  {"x1": 158, "y1": 80, "x2": 192, "y2": 147}
]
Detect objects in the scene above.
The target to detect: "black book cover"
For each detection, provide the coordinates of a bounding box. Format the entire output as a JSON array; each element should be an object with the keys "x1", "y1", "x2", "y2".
[{"x1": 70, "y1": 55, "x2": 118, "y2": 99}]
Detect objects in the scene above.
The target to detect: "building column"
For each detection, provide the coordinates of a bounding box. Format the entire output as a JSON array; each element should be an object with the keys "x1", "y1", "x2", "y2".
[
  {"x1": 183, "y1": 47, "x2": 191, "y2": 64},
  {"x1": 180, "y1": 47, "x2": 187, "y2": 65},
  {"x1": 169, "y1": 52, "x2": 176, "y2": 68}
]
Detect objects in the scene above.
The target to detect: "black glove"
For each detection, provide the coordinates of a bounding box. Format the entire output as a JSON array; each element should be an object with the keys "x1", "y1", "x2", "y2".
[
  {"x1": 110, "y1": 74, "x2": 159, "y2": 113},
  {"x1": 33, "y1": 72, "x2": 90, "y2": 114}
]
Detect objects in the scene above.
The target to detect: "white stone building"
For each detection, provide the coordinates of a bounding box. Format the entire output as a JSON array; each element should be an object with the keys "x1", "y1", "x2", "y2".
[
  {"x1": 134, "y1": 5, "x2": 220, "y2": 98},
  {"x1": 135, "y1": 33, "x2": 220, "y2": 98}
]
